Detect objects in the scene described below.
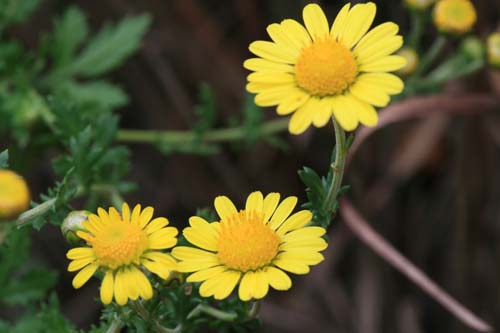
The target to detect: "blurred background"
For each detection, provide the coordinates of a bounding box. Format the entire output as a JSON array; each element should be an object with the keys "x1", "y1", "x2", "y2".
[{"x1": 4, "y1": 0, "x2": 500, "y2": 332}]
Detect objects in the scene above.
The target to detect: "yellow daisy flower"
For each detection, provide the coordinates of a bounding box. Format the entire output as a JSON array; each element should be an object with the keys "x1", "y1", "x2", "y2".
[
  {"x1": 0, "y1": 169, "x2": 30, "y2": 219},
  {"x1": 172, "y1": 191, "x2": 327, "y2": 301},
  {"x1": 66, "y1": 203, "x2": 178, "y2": 305},
  {"x1": 433, "y1": 0, "x2": 476, "y2": 35},
  {"x1": 244, "y1": 2, "x2": 406, "y2": 134}
]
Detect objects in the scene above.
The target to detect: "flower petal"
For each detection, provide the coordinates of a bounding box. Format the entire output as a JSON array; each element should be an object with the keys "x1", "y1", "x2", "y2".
[
  {"x1": 359, "y1": 55, "x2": 407, "y2": 72},
  {"x1": 121, "y1": 203, "x2": 131, "y2": 223},
  {"x1": 303, "y1": 4, "x2": 329, "y2": 41},
  {"x1": 341, "y1": 2, "x2": 376, "y2": 48},
  {"x1": 214, "y1": 196, "x2": 238, "y2": 220},
  {"x1": 330, "y1": 3, "x2": 351, "y2": 39},
  {"x1": 249, "y1": 41, "x2": 297, "y2": 63},
  {"x1": 68, "y1": 257, "x2": 95, "y2": 272},
  {"x1": 72, "y1": 263, "x2": 98, "y2": 289},
  {"x1": 276, "y1": 89, "x2": 311, "y2": 116},
  {"x1": 183, "y1": 216, "x2": 219, "y2": 251},
  {"x1": 238, "y1": 271, "x2": 257, "y2": 301},
  {"x1": 276, "y1": 210, "x2": 313, "y2": 237},
  {"x1": 243, "y1": 58, "x2": 294, "y2": 73},
  {"x1": 264, "y1": 267, "x2": 292, "y2": 291},
  {"x1": 186, "y1": 266, "x2": 227, "y2": 283},
  {"x1": 100, "y1": 271, "x2": 114, "y2": 304},
  {"x1": 148, "y1": 227, "x2": 178, "y2": 249},
  {"x1": 280, "y1": 19, "x2": 312, "y2": 48},
  {"x1": 139, "y1": 206, "x2": 154, "y2": 228},
  {"x1": 113, "y1": 269, "x2": 128, "y2": 305},
  {"x1": 66, "y1": 247, "x2": 94, "y2": 260},
  {"x1": 245, "y1": 191, "x2": 264, "y2": 213},
  {"x1": 252, "y1": 270, "x2": 269, "y2": 299},
  {"x1": 288, "y1": 100, "x2": 315, "y2": 135},
  {"x1": 354, "y1": 22, "x2": 399, "y2": 56},
  {"x1": 268, "y1": 196, "x2": 298, "y2": 230},
  {"x1": 144, "y1": 217, "x2": 169, "y2": 234},
  {"x1": 331, "y1": 95, "x2": 359, "y2": 131},
  {"x1": 214, "y1": 271, "x2": 241, "y2": 300},
  {"x1": 263, "y1": 193, "x2": 280, "y2": 223}
]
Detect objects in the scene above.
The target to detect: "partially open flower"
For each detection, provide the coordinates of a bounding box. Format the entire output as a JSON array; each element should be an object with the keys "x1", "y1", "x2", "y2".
[
  {"x1": 433, "y1": 0, "x2": 476, "y2": 35},
  {"x1": 173, "y1": 191, "x2": 328, "y2": 301},
  {"x1": 487, "y1": 33, "x2": 500, "y2": 68},
  {"x1": 397, "y1": 47, "x2": 419, "y2": 76},
  {"x1": 245, "y1": 2, "x2": 405, "y2": 134},
  {"x1": 0, "y1": 169, "x2": 30, "y2": 220},
  {"x1": 61, "y1": 210, "x2": 91, "y2": 245},
  {"x1": 66, "y1": 203, "x2": 178, "y2": 305}
]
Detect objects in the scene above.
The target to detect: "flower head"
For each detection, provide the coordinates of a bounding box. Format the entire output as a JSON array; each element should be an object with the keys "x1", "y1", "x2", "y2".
[
  {"x1": 66, "y1": 203, "x2": 178, "y2": 305},
  {"x1": 172, "y1": 191, "x2": 328, "y2": 301},
  {"x1": 433, "y1": 0, "x2": 476, "y2": 35},
  {"x1": 397, "y1": 47, "x2": 419, "y2": 76},
  {"x1": 244, "y1": 3, "x2": 406, "y2": 134},
  {"x1": 487, "y1": 33, "x2": 500, "y2": 68},
  {"x1": 0, "y1": 169, "x2": 30, "y2": 219}
]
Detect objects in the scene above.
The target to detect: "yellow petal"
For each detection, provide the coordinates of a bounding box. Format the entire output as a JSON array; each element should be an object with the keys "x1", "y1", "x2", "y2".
[
  {"x1": 252, "y1": 270, "x2": 269, "y2": 299},
  {"x1": 238, "y1": 271, "x2": 257, "y2": 301},
  {"x1": 349, "y1": 97, "x2": 379, "y2": 127},
  {"x1": 131, "y1": 204, "x2": 141, "y2": 225},
  {"x1": 266, "y1": 23, "x2": 301, "y2": 54},
  {"x1": 72, "y1": 263, "x2": 98, "y2": 289},
  {"x1": 214, "y1": 271, "x2": 241, "y2": 300},
  {"x1": 255, "y1": 86, "x2": 296, "y2": 107},
  {"x1": 357, "y1": 73, "x2": 404, "y2": 95},
  {"x1": 109, "y1": 207, "x2": 121, "y2": 223},
  {"x1": 142, "y1": 251, "x2": 177, "y2": 270},
  {"x1": 273, "y1": 258, "x2": 310, "y2": 275},
  {"x1": 142, "y1": 260, "x2": 171, "y2": 279},
  {"x1": 214, "y1": 196, "x2": 237, "y2": 220},
  {"x1": 280, "y1": 19, "x2": 312, "y2": 48},
  {"x1": 349, "y1": 78, "x2": 391, "y2": 107},
  {"x1": 312, "y1": 98, "x2": 333, "y2": 128},
  {"x1": 199, "y1": 276, "x2": 221, "y2": 298},
  {"x1": 356, "y1": 35, "x2": 403, "y2": 65},
  {"x1": 100, "y1": 271, "x2": 114, "y2": 304},
  {"x1": 245, "y1": 191, "x2": 264, "y2": 213},
  {"x1": 68, "y1": 257, "x2": 95, "y2": 272},
  {"x1": 331, "y1": 95, "x2": 359, "y2": 131},
  {"x1": 282, "y1": 226, "x2": 326, "y2": 242},
  {"x1": 186, "y1": 266, "x2": 227, "y2": 283},
  {"x1": 268, "y1": 196, "x2": 297, "y2": 230},
  {"x1": 247, "y1": 72, "x2": 295, "y2": 84},
  {"x1": 263, "y1": 193, "x2": 280, "y2": 223},
  {"x1": 66, "y1": 247, "x2": 94, "y2": 260},
  {"x1": 359, "y1": 55, "x2": 407, "y2": 72},
  {"x1": 121, "y1": 203, "x2": 131, "y2": 222},
  {"x1": 277, "y1": 250, "x2": 324, "y2": 265},
  {"x1": 264, "y1": 266, "x2": 292, "y2": 290},
  {"x1": 139, "y1": 206, "x2": 154, "y2": 228},
  {"x1": 276, "y1": 89, "x2": 311, "y2": 116},
  {"x1": 172, "y1": 246, "x2": 219, "y2": 262},
  {"x1": 330, "y1": 3, "x2": 351, "y2": 39},
  {"x1": 148, "y1": 227, "x2": 178, "y2": 249},
  {"x1": 130, "y1": 266, "x2": 153, "y2": 299},
  {"x1": 249, "y1": 41, "x2": 297, "y2": 64},
  {"x1": 280, "y1": 238, "x2": 328, "y2": 252},
  {"x1": 303, "y1": 4, "x2": 329, "y2": 41},
  {"x1": 355, "y1": 22, "x2": 399, "y2": 56},
  {"x1": 113, "y1": 270, "x2": 128, "y2": 305},
  {"x1": 243, "y1": 58, "x2": 294, "y2": 73},
  {"x1": 288, "y1": 101, "x2": 314, "y2": 135},
  {"x1": 144, "y1": 217, "x2": 169, "y2": 234},
  {"x1": 97, "y1": 208, "x2": 110, "y2": 225},
  {"x1": 183, "y1": 217, "x2": 218, "y2": 251},
  {"x1": 276, "y1": 210, "x2": 312, "y2": 237},
  {"x1": 341, "y1": 2, "x2": 376, "y2": 48},
  {"x1": 123, "y1": 268, "x2": 138, "y2": 301}
]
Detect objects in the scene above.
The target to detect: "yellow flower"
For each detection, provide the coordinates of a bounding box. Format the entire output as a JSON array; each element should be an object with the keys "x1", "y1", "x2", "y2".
[
  {"x1": 66, "y1": 203, "x2": 178, "y2": 305},
  {"x1": 487, "y1": 33, "x2": 500, "y2": 68},
  {"x1": 244, "y1": 3, "x2": 406, "y2": 134},
  {"x1": 172, "y1": 191, "x2": 327, "y2": 301},
  {"x1": 397, "y1": 47, "x2": 419, "y2": 76},
  {"x1": 433, "y1": 0, "x2": 476, "y2": 34},
  {"x1": 0, "y1": 169, "x2": 30, "y2": 219},
  {"x1": 405, "y1": 0, "x2": 436, "y2": 10}
]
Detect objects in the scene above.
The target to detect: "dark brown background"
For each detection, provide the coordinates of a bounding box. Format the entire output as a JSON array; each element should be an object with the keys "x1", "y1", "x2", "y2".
[{"x1": 10, "y1": 0, "x2": 500, "y2": 332}]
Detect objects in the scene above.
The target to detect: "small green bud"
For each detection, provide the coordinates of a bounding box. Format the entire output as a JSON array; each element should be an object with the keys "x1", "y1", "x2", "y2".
[
  {"x1": 460, "y1": 36, "x2": 485, "y2": 60},
  {"x1": 396, "y1": 47, "x2": 419, "y2": 76},
  {"x1": 487, "y1": 32, "x2": 500, "y2": 68},
  {"x1": 61, "y1": 210, "x2": 90, "y2": 245}
]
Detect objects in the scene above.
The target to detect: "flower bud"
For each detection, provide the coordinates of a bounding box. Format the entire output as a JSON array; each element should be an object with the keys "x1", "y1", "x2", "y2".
[
  {"x1": 460, "y1": 36, "x2": 485, "y2": 61},
  {"x1": 487, "y1": 33, "x2": 500, "y2": 68},
  {"x1": 397, "y1": 48, "x2": 419, "y2": 75},
  {"x1": 404, "y1": 0, "x2": 435, "y2": 10},
  {"x1": 0, "y1": 169, "x2": 30, "y2": 220},
  {"x1": 61, "y1": 210, "x2": 90, "y2": 245},
  {"x1": 433, "y1": 0, "x2": 477, "y2": 35}
]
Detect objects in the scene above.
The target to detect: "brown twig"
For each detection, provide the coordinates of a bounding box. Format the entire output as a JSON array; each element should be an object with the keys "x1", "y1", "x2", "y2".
[{"x1": 340, "y1": 198, "x2": 493, "y2": 332}]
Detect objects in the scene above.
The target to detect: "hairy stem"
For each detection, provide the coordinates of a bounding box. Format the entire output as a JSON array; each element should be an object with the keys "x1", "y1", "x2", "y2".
[
  {"x1": 187, "y1": 304, "x2": 238, "y2": 322},
  {"x1": 106, "y1": 316, "x2": 124, "y2": 333}
]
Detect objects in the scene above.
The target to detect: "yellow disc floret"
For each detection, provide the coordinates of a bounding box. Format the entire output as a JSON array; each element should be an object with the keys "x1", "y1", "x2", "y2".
[
  {"x1": 0, "y1": 169, "x2": 30, "y2": 219},
  {"x1": 433, "y1": 0, "x2": 477, "y2": 35},
  {"x1": 295, "y1": 39, "x2": 357, "y2": 96},
  {"x1": 218, "y1": 210, "x2": 279, "y2": 272}
]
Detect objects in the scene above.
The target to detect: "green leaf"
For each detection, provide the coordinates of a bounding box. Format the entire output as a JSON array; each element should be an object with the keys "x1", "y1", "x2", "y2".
[
  {"x1": 65, "y1": 14, "x2": 151, "y2": 77},
  {"x1": 50, "y1": 6, "x2": 88, "y2": 68},
  {"x1": 0, "y1": 150, "x2": 8, "y2": 168},
  {"x1": 0, "y1": 0, "x2": 40, "y2": 28},
  {"x1": 54, "y1": 80, "x2": 128, "y2": 109}
]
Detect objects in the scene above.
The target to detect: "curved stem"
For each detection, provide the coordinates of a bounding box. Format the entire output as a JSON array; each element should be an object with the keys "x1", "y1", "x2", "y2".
[
  {"x1": 323, "y1": 118, "x2": 347, "y2": 214},
  {"x1": 187, "y1": 304, "x2": 238, "y2": 322},
  {"x1": 117, "y1": 118, "x2": 289, "y2": 144}
]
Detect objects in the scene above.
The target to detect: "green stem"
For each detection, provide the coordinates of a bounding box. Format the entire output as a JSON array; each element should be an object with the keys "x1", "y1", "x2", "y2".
[
  {"x1": 322, "y1": 118, "x2": 347, "y2": 214},
  {"x1": 408, "y1": 10, "x2": 426, "y2": 50},
  {"x1": 106, "y1": 316, "x2": 124, "y2": 333},
  {"x1": 117, "y1": 118, "x2": 289, "y2": 144},
  {"x1": 247, "y1": 300, "x2": 262, "y2": 320},
  {"x1": 413, "y1": 35, "x2": 447, "y2": 77},
  {"x1": 187, "y1": 304, "x2": 238, "y2": 322}
]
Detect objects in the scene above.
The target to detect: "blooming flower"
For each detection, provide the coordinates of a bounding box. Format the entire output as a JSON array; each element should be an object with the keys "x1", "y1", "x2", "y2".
[
  {"x1": 487, "y1": 33, "x2": 500, "y2": 68},
  {"x1": 244, "y1": 2, "x2": 405, "y2": 134},
  {"x1": 172, "y1": 191, "x2": 327, "y2": 301},
  {"x1": 0, "y1": 169, "x2": 30, "y2": 219},
  {"x1": 433, "y1": 0, "x2": 476, "y2": 35},
  {"x1": 66, "y1": 203, "x2": 178, "y2": 305}
]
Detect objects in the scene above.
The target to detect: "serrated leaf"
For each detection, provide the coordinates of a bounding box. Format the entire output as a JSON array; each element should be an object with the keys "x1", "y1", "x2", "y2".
[
  {"x1": 298, "y1": 167, "x2": 325, "y2": 201},
  {"x1": 0, "y1": 150, "x2": 8, "y2": 168},
  {"x1": 50, "y1": 6, "x2": 88, "y2": 68},
  {"x1": 65, "y1": 14, "x2": 151, "y2": 77},
  {"x1": 55, "y1": 80, "x2": 128, "y2": 109}
]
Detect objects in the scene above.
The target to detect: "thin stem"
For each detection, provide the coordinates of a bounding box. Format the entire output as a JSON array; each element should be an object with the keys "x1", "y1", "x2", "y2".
[
  {"x1": 106, "y1": 316, "x2": 124, "y2": 333},
  {"x1": 323, "y1": 118, "x2": 347, "y2": 214},
  {"x1": 247, "y1": 300, "x2": 262, "y2": 320},
  {"x1": 187, "y1": 304, "x2": 238, "y2": 322},
  {"x1": 117, "y1": 118, "x2": 289, "y2": 144},
  {"x1": 413, "y1": 35, "x2": 447, "y2": 77},
  {"x1": 407, "y1": 10, "x2": 425, "y2": 50}
]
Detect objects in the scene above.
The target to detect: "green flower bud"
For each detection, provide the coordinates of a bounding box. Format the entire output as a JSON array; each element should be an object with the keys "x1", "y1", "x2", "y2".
[
  {"x1": 460, "y1": 36, "x2": 485, "y2": 61},
  {"x1": 397, "y1": 47, "x2": 419, "y2": 76},
  {"x1": 61, "y1": 210, "x2": 90, "y2": 245},
  {"x1": 487, "y1": 33, "x2": 500, "y2": 68}
]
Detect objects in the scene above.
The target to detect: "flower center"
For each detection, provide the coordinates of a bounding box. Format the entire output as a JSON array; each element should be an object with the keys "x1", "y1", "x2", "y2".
[
  {"x1": 89, "y1": 221, "x2": 148, "y2": 269},
  {"x1": 295, "y1": 38, "x2": 358, "y2": 96},
  {"x1": 217, "y1": 210, "x2": 280, "y2": 272}
]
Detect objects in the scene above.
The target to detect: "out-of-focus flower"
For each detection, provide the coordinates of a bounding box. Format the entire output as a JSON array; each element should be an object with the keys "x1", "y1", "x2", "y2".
[
  {"x1": 173, "y1": 191, "x2": 328, "y2": 301},
  {"x1": 61, "y1": 210, "x2": 91, "y2": 245},
  {"x1": 66, "y1": 203, "x2": 178, "y2": 305},
  {"x1": 487, "y1": 33, "x2": 500, "y2": 68},
  {"x1": 244, "y1": 3, "x2": 405, "y2": 134},
  {"x1": 404, "y1": 0, "x2": 436, "y2": 10},
  {"x1": 397, "y1": 47, "x2": 419, "y2": 75},
  {"x1": 433, "y1": 0, "x2": 476, "y2": 35},
  {"x1": 460, "y1": 36, "x2": 485, "y2": 61},
  {"x1": 0, "y1": 169, "x2": 30, "y2": 219}
]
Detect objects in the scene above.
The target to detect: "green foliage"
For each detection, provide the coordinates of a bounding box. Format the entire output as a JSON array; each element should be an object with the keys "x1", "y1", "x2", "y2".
[
  {"x1": 0, "y1": 0, "x2": 40, "y2": 30},
  {"x1": 0, "y1": 150, "x2": 7, "y2": 168},
  {"x1": 0, "y1": 294, "x2": 75, "y2": 333}
]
